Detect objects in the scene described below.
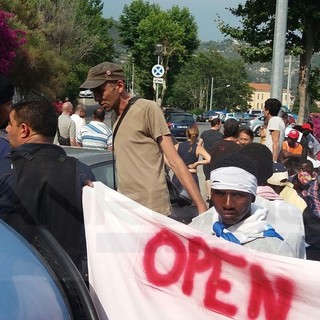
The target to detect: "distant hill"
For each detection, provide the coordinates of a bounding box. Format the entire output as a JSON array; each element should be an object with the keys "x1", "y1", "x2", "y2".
[
  {"x1": 199, "y1": 39, "x2": 295, "y2": 94},
  {"x1": 199, "y1": 39, "x2": 320, "y2": 97}
]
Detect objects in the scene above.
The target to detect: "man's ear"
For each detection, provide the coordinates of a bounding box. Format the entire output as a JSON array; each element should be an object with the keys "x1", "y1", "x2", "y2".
[
  {"x1": 251, "y1": 195, "x2": 256, "y2": 203},
  {"x1": 117, "y1": 80, "x2": 125, "y2": 93},
  {"x1": 20, "y1": 123, "x2": 31, "y2": 138}
]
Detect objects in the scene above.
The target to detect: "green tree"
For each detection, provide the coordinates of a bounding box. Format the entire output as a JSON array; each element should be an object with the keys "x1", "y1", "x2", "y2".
[
  {"x1": 118, "y1": 0, "x2": 199, "y2": 103},
  {"x1": 309, "y1": 67, "x2": 320, "y2": 102},
  {"x1": 34, "y1": 0, "x2": 115, "y2": 100},
  {"x1": 0, "y1": 0, "x2": 115, "y2": 100},
  {"x1": 0, "y1": 11, "x2": 26, "y2": 75},
  {"x1": 218, "y1": 0, "x2": 320, "y2": 123},
  {"x1": 118, "y1": 0, "x2": 160, "y2": 48},
  {"x1": 169, "y1": 50, "x2": 252, "y2": 111}
]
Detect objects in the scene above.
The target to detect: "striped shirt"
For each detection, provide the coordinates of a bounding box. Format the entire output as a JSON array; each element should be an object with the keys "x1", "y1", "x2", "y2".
[{"x1": 77, "y1": 121, "x2": 113, "y2": 150}]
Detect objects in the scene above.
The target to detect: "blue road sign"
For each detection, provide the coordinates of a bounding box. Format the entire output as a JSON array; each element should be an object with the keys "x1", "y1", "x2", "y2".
[{"x1": 151, "y1": 64, "x2": 165, "y2": 78}]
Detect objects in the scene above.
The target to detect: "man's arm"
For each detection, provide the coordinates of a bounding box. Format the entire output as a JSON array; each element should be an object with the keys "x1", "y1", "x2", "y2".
[
  {"x1": 70, "y1": 137, "x2": 77, "y2": 146},
  {"x1": 69, "y1": 121, "x2": 77, "y2": 146},
  {"x1": 159, "y1": 135, "x2": 207, "y2": 214},
  {"x1": 270, "y1": 130, "x2": 280, "y2": 162}
]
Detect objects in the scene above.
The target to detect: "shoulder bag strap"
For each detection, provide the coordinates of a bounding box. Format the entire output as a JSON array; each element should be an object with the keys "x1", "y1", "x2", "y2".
[
  {"x1": 112, "y1": 96, "x2": 140, "y2": 190},
  {"x1": 112, "y1": 96, "x2": 140, "y2": 145}
]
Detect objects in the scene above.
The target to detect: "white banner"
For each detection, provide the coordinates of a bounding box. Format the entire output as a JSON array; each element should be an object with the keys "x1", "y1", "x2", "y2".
[{"x1": 83, "y1": 182, "x2": 320, "y2": 320}]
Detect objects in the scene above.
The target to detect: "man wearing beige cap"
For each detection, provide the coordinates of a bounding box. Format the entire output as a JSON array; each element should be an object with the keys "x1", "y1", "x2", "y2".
[{"x1": 80, "y1": 62, "x2": 207, "y2": 215}]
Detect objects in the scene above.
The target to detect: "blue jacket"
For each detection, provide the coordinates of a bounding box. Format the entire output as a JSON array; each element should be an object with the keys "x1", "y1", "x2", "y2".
[
  {"x1": 0, "y1": 143, "x2": 95, "y2": 266},
  {"x1": 0, "y1": 137, "x2": 10, "y2": 159}
]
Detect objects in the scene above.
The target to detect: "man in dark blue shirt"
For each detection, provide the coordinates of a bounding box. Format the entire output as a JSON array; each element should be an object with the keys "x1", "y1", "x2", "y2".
[{"x1": 0, "y1": 99, "x2": 95, "y2": 269}]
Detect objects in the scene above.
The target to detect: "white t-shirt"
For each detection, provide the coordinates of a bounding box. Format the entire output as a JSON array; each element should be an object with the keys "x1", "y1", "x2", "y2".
[
  {"x1": 265, "y1": 116, "x2": 285, "y2": 157},
  {"x1": 71, "y1": 114, "x2": 86, "y2": 135}
]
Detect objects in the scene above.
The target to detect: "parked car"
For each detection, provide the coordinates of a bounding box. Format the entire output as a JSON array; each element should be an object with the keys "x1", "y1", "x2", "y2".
[
  {"x1": 79, "y1": 89, "x2": 93, "y2": 98},
  {"x1": 248, "y1": 109, "x2": 263, "y2": 116},
  {"x1": 196, "y1": 110, "x2": 217, "y2": 122},
  {"x1": 239, "y1": 114, "x2": 265, "y2": 136},
  {"x1": 166, "y1": 112, "x2": 197, "y2": 139},
  {"x1": 63, "y1": 146, "x2": 197, "y2": 223},
  {"x1": 0, "y1": 221, "x2": 73, "y2": 320},
  {"x1": 208, "y1": 111, "x2": 226, "y2": 122},
  {"x1": 163, "y1": 108, "x2": 184, "y2": 119},
  {"x1": 0, "y1": 217, "x2": 100, "y2": 320},
  {"x1": 224, "y1": 112, "x2": 238, "y2": 122},
  {"x1": 242, "y1": 112, "x2": 258, "y2": 120},
  {"x1": 63, "y1": 146, "x2": 116, "y2": 188}
]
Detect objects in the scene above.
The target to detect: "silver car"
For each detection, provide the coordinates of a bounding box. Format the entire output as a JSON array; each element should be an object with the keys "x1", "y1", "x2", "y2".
[
  {"x1": 79, "y1": 89, "x2": 93, "y2": 98},
  {"x1": 239, "y1": 114, "x2": 265, "y2": 136}
]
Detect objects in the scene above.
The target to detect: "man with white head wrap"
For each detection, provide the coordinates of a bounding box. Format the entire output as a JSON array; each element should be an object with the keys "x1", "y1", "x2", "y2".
[{"x1": 189, "y1": 153, "x2": 295, "y2": 257}]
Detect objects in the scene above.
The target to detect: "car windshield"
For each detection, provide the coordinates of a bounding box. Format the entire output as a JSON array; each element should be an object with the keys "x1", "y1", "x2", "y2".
[{"x1": 168, "y1": 114, "x2": 194, "y2": 122}]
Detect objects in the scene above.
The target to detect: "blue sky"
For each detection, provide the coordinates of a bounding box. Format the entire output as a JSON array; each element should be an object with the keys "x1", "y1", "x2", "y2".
[{"x1": 102, "y1": 0, "x2": 246, "y2": 41}]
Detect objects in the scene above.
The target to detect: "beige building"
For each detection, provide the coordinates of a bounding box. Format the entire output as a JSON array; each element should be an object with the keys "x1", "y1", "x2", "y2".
[{"x1": 248, "y1": 83, "x2": 293, "y2": 111}]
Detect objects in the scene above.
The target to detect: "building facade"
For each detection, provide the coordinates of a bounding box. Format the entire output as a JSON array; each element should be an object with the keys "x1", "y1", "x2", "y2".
[{"x1": 248, "y1": 83, "x2": 293, "y2": 111}]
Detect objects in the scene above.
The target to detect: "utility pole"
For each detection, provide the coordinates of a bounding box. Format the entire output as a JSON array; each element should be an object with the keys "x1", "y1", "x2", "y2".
[
  {"x1": 286, "y1": 55, "x2": 292, "y2": 110},
  {"x1": 270, "y1": 0, "x2": 288, "y2": 102},
  {"x1": 155, "y1": 44, "x2": 163, "y2": 105},
  {"x1": 209, "y1": 77, "x2": 214, "y2": 111}
]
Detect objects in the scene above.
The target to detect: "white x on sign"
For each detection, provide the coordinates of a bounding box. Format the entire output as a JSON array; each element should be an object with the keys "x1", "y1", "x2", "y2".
[{"x1": 151, "y1": 64, "x2": 165, "y2": 78}]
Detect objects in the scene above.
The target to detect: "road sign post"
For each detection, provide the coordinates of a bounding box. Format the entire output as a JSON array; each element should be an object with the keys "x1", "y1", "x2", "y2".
[{"x1": 151, "y1": 64, "x2": 165, "y2": 106}]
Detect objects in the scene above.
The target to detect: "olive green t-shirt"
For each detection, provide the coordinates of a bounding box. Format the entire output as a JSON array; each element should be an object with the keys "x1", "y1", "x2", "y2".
[{"x1": 114, "y1": 99, "x2": 171, "y2": 215}]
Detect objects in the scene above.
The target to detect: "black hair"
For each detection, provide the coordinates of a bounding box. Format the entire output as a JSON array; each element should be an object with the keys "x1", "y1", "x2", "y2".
[
  {"x1": 223, "y1": 118, "x2": 239, "y2": 138},
  {"x1": 212, "y1": 152, "x2": 257, "y2": 179},
  {"x1": 239, "y1": 143, "x2": 273, "y2": 186},
  {"x1": 299, "y1": 159, "x2": 314, "y2": 171},
  {"x1": 264, "y1": 98, "x2": 281, "y2": 116},
  {"x1": 210, "y1": 118, "x2": 221, "y2": 127},
  {"x1": 12, "y1": 99, "x2": 58, "y2": 137}
]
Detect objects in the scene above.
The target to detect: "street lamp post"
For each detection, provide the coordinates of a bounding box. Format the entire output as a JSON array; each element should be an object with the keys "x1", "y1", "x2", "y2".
[
  {"x1": 209, "y1": 81, "x2": 231, "y2": 111},
  {"x1": 209, "y1": 77, "x2": 214, "y2": 111},
  {"x1": 270, "y1": 0, "x2": 288, "y2": 100},
  {"x1": 154, "y1": 44, "x2": 163, "y2": 105},
  {"x1": 131, "y1": 61, "x2": 135, "y2": 96}
]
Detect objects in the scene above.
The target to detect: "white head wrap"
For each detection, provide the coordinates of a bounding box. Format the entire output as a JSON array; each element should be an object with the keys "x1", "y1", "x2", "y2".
[{"x1": 210, "y1": 167, "x2": 257, "y2": 196}]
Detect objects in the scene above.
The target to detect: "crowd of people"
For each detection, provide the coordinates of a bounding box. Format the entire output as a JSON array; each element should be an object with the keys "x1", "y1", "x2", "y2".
[
  {"x1": 178, "y1": 97, "x2": 320, "y2": 260},
  {"x1": 53, "y1": 98, "x2": 114, "y2": 151},
  {"x1": 1, "y1": 61, "x2": 320, "y2": 284}
]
